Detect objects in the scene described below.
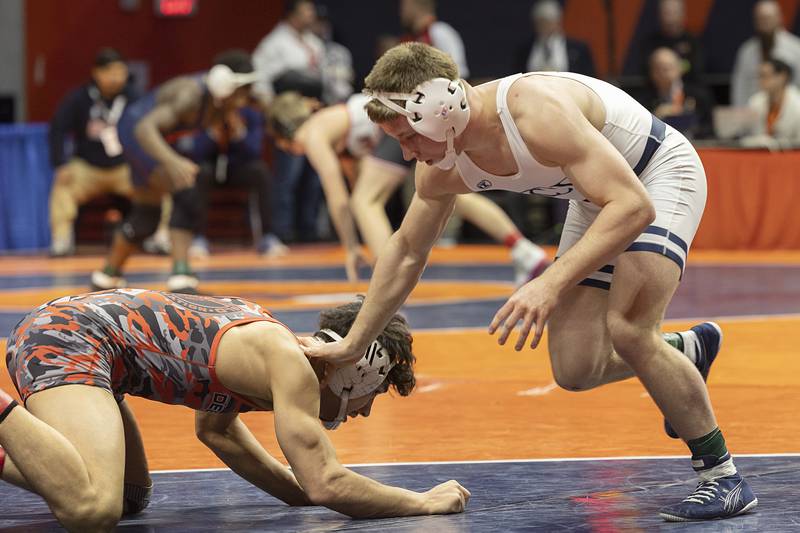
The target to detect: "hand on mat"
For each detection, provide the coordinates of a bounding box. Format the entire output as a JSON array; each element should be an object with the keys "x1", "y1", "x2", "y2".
[
  {"x1": 165, "y1": 156, "x2": 199, "y2": 190},
  {"x1": 489, "y1": 277, "x2": 561, "y2": 351},
  {"x1": 424, "y1": 480, "x2": 471, "y2": 514},
  {"x1": 344, "y1": 248, "x2": 370, "y2": 283}
]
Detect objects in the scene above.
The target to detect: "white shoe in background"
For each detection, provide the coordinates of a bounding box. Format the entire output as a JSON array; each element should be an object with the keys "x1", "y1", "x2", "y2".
[
  {"x1": 189, "y1": 237, "x2": 210, "y2": 259},
  {"x1": 510, "y1": 239, "x2": 549, "y2": 286},
  {"x1": 90, "y1": 270, "x2": 127, "y2": 291}
]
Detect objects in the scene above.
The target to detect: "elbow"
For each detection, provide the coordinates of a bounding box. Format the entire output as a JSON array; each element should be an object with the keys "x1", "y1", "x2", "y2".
[
  {"x1": 195, "y1": 423, "x2": 226, "y2": 448},
  {"x1": 640, "y1": 199, "x2": 657, "y2": 228},
  {"x1": 195, "y1": 427, "x2": 215, "y2": 446},
  {"x1": 628, "y1": 196, "x2": 655, "y2": 232},
  {"x1": 303, "y1": 468, "x2": 346, "y2": 508}
]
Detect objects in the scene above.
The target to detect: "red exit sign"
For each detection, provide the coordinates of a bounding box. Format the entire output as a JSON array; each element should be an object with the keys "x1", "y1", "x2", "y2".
[{"x1": 154, "y1": 0, "x2": 197, "y2": 17}]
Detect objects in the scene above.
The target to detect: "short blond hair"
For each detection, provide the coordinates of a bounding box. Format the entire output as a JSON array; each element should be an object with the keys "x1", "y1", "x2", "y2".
[
  {"x1": 268, "y1": 92, "x2": 312, "y2": 140},
  {"x1": 364, "y1": 42, "x2": 459, "y2": 123}
]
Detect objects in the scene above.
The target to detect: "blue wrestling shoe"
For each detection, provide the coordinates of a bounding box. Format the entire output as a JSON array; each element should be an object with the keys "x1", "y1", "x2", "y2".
[
  {"x1": 659, "y1": 472, "x2": 757, "y2": 521},
  {"x1": 664, "y1": 322, "x2": 723, "y2": 438}
]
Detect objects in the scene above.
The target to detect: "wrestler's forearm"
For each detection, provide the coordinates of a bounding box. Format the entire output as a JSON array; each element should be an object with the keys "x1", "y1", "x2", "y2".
[
  {"x1": 545, "y1": 198, "x2": 654, "y2": 290},
  {"x1": 318, "y1": 467, "x2": 428, "y2": 518},
  {"x1": 306, "y1": 143, "x2": 360, "y2": 251},
  {"x1": 199, "y1": 418, "x2": 310, "y2": 506},
  {"x1": 347, "y1": 232, "x2": 427, "y2": 350},
  {"x1": 134, "y1": 116, "x2": 181, "y2": 165}
]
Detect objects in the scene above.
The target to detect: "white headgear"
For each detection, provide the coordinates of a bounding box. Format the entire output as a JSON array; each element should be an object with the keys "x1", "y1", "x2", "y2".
[
  {"x1": 207, "y1": 64, "x2": 260, "y2": 99},
  {"x1": 317, "y1": 329, "x2": 396, "y2": 430},
  {"x1": 364, "y1": 78, "x2": 470, "y2": 170}
]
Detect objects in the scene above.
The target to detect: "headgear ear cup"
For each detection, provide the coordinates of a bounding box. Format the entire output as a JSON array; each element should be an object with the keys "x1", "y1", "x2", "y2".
[
  {"x1": 366, "y1": 78, "x2": 470, "y2": 169},
  {"x1": 317, "y1": 329, "x2": 396, "y2": 430},
  {"x1": 207, "y1": 64, "x2": 261, "y2": 99}
]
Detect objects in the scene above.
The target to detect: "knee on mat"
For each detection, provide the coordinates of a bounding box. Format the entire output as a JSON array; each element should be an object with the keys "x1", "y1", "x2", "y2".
[
  {"x1": 56, "y1": 493, "x2": 122, "y2": 532},
  {"x1": 119, "y1": 204, "x2": 161, "y2": 244}
]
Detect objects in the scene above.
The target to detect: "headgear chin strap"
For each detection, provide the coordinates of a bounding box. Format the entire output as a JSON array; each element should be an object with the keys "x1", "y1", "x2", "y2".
[
  {"x1": 207, "y1": 64, "x2": 260, "y2": 100},
  {"x1": 317, "y1": 329, "x2": 396, "y2": 430},
  {"x1": 365, "y1": 78, "x2": 470, "y2": 170}
]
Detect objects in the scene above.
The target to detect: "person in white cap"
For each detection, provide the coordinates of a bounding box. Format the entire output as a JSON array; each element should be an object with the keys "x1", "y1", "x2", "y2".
[
  {"x1": 303, "y1": 42, "x2": 757, "y2": 522},
  {"x1": 89, "y1": 50, "x2": 261, "y2": 294}
]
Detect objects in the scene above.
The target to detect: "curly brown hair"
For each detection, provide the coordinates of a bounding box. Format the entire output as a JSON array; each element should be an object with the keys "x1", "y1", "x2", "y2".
[{"x1": 316, "y1": 297, "x2": 416, "y2": 396}]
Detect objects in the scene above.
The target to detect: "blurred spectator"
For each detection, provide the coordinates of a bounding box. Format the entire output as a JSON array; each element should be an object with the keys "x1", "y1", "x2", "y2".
[
  {"x1": 642, "y1": 0, "x2": 704, "y2": 82},
  {"x1": 253, "y1": 0, "x2": 324, "y2": 243},
  {"x1": 743, "y1": 59, "x2": 800, "y2": 148},
  {"x1": 90, "y1": 50, "x2": 258, "y2": 294},
  {"x1": 639, "y1": 48, "x2": 712, "y2": 138},
  {"x1": 731, "y1": 0, "x2": 800, "y2": 107},
  {"x1": 188, "y1": 104, "x2": 287, "y2": 258},
  {"x1": 376, "y1": 34, "x2": 401, "y2": 59},
  {"x1": 252, "y1": 0, "x2": 323, "y2": 102},
  {"x1": 313, "y1": 5, "x2": 354, "y2": 104},
  {"x1": 400, "y1": 0, "x2": 469, "y2": 78},
  {"x1": 48, "y1": 48, "x2": 138, "y2": 256},
  {"x1": 516, "y1": 0, "x2": 595, "y2": 76}
]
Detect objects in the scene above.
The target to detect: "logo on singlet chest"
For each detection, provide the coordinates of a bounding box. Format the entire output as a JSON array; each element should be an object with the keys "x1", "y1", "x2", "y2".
[{"x1": 524, "y1": 176, "x2": 575, "y2": 197}]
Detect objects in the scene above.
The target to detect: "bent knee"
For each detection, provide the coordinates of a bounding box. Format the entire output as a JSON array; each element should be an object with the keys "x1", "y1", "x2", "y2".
[
  {"x1": 607, "y1": 312, "x2": 660, "y2": 361},
  {"x1": 56, "y1": 497, "x2": 122, "y2": 532},
  {"x1": 549, "y1": 346, "x2": 605, "y2": 392}
]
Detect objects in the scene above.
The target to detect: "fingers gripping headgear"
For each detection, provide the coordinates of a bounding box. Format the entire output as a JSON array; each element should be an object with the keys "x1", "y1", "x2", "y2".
[
  {"x1": 317, "y1": 329, "x2": 396, "y2": 430},
  {"x1": 207, "y1": 64, "x2": 260, "y2": 99},
  {"x1": 365, "y1": 78, "x2": 470, "y2": 169}
]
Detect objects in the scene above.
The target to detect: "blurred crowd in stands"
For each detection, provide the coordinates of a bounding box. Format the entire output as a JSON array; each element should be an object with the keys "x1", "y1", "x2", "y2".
[{"x1": 43, "y1": 0, "x2": 800, "y2": 286}]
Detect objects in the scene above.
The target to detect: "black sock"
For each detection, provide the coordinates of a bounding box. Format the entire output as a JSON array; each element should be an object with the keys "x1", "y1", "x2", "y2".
[{"x1": 0, "y1": 400, "x2": 18, "y2": 424}]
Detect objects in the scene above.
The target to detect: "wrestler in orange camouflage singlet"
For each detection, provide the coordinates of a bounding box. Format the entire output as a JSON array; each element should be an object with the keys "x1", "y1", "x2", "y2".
[{"x1": 5, "y1": 289, "x2": 285, "y2": 412}]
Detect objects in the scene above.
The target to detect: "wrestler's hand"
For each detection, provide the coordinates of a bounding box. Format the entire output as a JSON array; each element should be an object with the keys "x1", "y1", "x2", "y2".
[
  {"x1": 299, "y1": 335, "x2": 364, "y2": 370},
  {"x1": 164, "y1": 156, "x2": 199, "y2": 190},
  {"x1": 344, "y1": 248, "x2": 369, "y2": 283},
  {"x1": 423, "y1": 480, "x2": 471, "y2": 515},
  {"x1": 489, "y1": 276, "x2": 563, "y2": 350}
]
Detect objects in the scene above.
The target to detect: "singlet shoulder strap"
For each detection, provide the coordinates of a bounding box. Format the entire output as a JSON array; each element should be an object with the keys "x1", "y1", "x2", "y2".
[
  {"x1": 496, "y1": 73, "x2": 527, "y2": 111},
  {"x1": 494, "y1": 73, "x2": 541, "y2": 173}
]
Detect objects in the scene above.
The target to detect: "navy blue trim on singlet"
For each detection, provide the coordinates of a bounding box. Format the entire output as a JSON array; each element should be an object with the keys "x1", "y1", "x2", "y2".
[
  {"x1": 625, "y1": 242, "x2": 685, "y2": 272},
  {"x1": 640, "y1": 225, "x2": 689, "y2": 253},
  {"x1": 578, "y1": 278, "x2": 611, "y2": 291},
  {"x1": 632, "y1": 115, "x2": 667, "y2": 176}
]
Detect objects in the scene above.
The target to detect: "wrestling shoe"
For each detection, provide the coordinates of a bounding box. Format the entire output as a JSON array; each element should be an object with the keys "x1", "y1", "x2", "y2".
[
  {"x1": 659, "y1": 472, "x2": 757, "y2": 521},
  {"x1": 511, "y1": 239, "x2": 549, "y2": 287},
  {"x1": 189, "y1": 236, "x2": 210, "y2": 259},
  {"x1": 142, "y1": 228, "x2": 171, "y2": 255},
  {"x1": 90, "y1": 270, "x2": 127, "y2": 291},
  {"x1": 664, "y1": 322, "x2": 722, "y2": 438},
  {"x1": 49, "y1": 236, "x2": 75, "y2": 257},
  {"x1": 258, "y1": 233, "x2": 289, "y2": 258},
  {"x1": 166, "y1": 273, "x2": 199, "y2": 294}
]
